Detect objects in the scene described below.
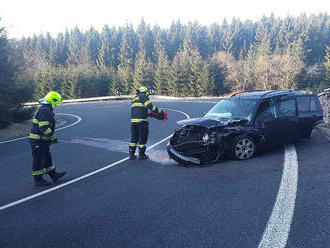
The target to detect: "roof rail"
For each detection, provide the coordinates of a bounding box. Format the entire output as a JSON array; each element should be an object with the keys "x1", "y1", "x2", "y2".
[
  {"x1": 261, "y1": 90, "x2": 295, "y2": 98},
  {"x1": 229, "y1": 90, "x2": 266, "y2": 97}
]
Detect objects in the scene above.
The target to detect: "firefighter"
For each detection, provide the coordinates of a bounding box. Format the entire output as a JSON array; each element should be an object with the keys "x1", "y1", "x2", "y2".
[
  {"x1": 129, "y1": 87, "x2": 163, "y2": 160},
  {"x1": 29, "y1": 91, "x2": 66, "y2": 187}
]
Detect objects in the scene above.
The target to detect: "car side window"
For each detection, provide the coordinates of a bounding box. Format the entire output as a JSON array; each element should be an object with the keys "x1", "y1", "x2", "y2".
[
  {"x1": 254, "y1": 101, "x2": 275, "y2": 125},
  {"x1": 274, "y1": 99, "x2": 296, "y2": 118},
  {"x1": 311, "y1": 96, "x2": 322, "y2": 111},
  {"x1": 297, "y1": 96, "x2": 310, "y2": 112}
]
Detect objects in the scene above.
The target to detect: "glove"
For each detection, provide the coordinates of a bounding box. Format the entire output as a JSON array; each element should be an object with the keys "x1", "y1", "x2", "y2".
[
  {"x1": 50, "y1": 136, "x2": 58, "y2": 143},
  {"x1": 148, "y1": 109, "x2": 167, "y2": 120}
]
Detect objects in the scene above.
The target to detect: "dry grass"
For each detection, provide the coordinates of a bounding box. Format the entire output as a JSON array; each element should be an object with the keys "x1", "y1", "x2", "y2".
[{"x1": 0, "y1": 115, "x2": 68, "y2": 142}]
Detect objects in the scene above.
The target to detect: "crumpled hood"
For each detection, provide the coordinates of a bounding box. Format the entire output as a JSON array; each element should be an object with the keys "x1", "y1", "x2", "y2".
[{"x1": 177, "y1": 116, "x2": 247, "y2": 128}]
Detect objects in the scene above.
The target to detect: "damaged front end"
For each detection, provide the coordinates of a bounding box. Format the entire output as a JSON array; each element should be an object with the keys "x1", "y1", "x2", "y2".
[{"x1": 167, "y1": 124, "x2": 225, "y2": 166}]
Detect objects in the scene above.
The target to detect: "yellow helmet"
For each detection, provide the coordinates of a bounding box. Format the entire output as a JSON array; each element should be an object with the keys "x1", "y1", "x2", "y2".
[
  {"x1": 137, "y1": 87, "x2": 150, "y2": 96},
  {"x1": 44, "y1": 91, "x2": 62, "y2": 108}
]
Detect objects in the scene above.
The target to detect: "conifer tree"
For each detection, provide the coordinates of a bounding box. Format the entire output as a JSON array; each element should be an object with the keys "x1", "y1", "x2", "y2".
[
  {"x1": 133, "y1": 49, "x2": 155, "y2": 91},
  {"x1": 117, "y1": 64, "x2": 133, "y2": 94},
  {"x1": 118, "y1": 24, "x2": 138, "y2": 68},
  {"x1": 324, "y1": 46, "x2": 330, "y2": 84},
  {"x1": 0, "y1": 22, "x2": 16, "y2": 127},
  {"x1": 155, "y1": 47, "x2": 171, "y2": 95}
]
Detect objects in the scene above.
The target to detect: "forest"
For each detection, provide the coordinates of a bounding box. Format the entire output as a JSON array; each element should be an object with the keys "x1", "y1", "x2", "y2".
[{"x1": 0, "y1": 13, "x2": 329, "y2": 127}]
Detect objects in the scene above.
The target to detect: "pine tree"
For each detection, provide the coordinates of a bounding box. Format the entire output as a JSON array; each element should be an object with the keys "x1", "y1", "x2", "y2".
[
  {"x1": 117, "y1": 64, "x2": 133, "y2": 94},
  {"x1": 67, "y1": 26, "x2": 89, "y2": 66},
  {"x1": 0, "y1": 22, "x2": 16, "y2": 127},
  {"x1": 209, "y1": 23, "x2": 223, "y2": 53},
  {"x1": 60, "y1": 67, "x2": 78, "y2": 99},
  {"x1": 97, "y1": 25, "x2": 117, "y2": 68},
  {"x1": 85, "y1": 26, "x2": 102, "y2": 64},
  {"x1": 133, "y1": 49, "x2": 155, "y2": 91},
  {"x1": 137, "y1": 18, "x2": 155, "y2": 61},
  {"x1": 155, "y1": 47, "x2": 171, "y2": 95},
  {"x1": 118, "y1": 24, "x2": 138, "y2": 68},
  {"x1": 324, "y1": 46, "x2": 330, "y2": 84}
]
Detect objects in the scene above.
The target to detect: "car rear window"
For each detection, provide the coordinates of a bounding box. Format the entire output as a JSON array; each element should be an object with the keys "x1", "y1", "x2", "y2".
[{"x1": 297, "y1": 95, "x2": 322, "y2": 112}]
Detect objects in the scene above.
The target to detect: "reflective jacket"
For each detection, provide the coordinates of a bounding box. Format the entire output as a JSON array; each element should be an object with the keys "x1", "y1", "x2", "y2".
[
  {"x1": 130, "y1": 93, "x2": 161, "y2": 123},
  {"x1": 29, "y1": 104, "x2": 55, "y2": 141}
]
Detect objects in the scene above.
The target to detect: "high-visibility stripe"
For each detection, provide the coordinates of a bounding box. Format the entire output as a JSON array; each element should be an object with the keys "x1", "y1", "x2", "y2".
[
  {"x1": 44, "y1": 165, "x2": 55, "y2": 172},
  {"x1": 131, "y1": 103, "x2": 145, "y2": 107},
  {"x1": 144, "y1": 101, "x2": 151, "y2": 107},
  {"x1": 139, "y1": 144, "x2": 146, "y2": 148},
  {"x1": 33, "y1": 119, "x2": 39, "y2": 124},
  {"x1": 44, "y1": 128, "x2": 52, "y2": 135},
  {"x1": 32, "y1": 170, "x2": 44, "y2": 176},
  {"x1": 152, "y1": 106, "x2": 156, "y2": 111},
  {"x1": 39, "y1": 121, "x2": 50, "y2": 127},
  {"x1": 129, "y1": 143, "x2": 137, "y2": 147},
  {"x1": 130, "y1": 119, "x2": 148, "y2": 123},
  {"x1": 32, "y1": 165, "x2": 56, "y2": 176},
  {"x1": 132, "y1": 96, "x2": 139, "y2": 101},
  {"x1": 29, "y1": 133, "x2": 41, "y2": 139}
]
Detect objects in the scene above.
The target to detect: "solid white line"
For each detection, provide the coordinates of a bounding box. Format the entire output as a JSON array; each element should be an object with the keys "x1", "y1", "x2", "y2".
[
  {"x1": 0, "y1": 109, "x2": 190, "y2": 212},
  {"x1": 54, "y1": 113, "x2": 82, "y2": 131},
  {"x1": 0, "y1": 113, "x2": 82, "y2": 145},
  {"x1": 165, "y1": 108, "x2": 190, "y2": 119},
  {"x1": 258, "y1": 144, "x2": 298, "y2": 248}
]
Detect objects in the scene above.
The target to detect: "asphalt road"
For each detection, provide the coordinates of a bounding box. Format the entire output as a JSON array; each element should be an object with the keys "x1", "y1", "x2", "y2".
[{"x1": 0, "y1": 100, "x2": 329, "y2": 248}]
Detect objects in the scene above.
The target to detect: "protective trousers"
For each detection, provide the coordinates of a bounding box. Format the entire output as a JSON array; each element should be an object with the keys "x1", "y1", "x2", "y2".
[
  {"x1": 129, "y1": 122, "x2": 149, "y2": 155},
  {"x1": 30, "y1": 141, "x2": 55, "y2": 179}
]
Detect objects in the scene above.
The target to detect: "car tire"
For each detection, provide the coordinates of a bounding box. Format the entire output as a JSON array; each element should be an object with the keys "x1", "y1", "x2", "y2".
[{"x1": 230, "y1": 134, "x2": 256, "y2": 160}]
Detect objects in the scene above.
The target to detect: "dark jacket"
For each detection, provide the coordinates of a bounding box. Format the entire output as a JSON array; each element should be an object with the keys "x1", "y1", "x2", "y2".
[
  {"x1": 130, "y1": 93, "x2": 160, "y2": 123},
  {"x1": 29, "y1": 104, "x2": 55, "y2": 141}
]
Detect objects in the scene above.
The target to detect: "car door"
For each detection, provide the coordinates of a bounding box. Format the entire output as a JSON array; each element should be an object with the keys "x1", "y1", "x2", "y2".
[
  {"x1": 253, "y1": 100, "x2": 278, "y2": 145},
  {"x1": 296, "y1": 94, "x2": 323, "y2": 138},
  {"x1": 271, "y1": 96, "x2": 300, "y2": 144}
]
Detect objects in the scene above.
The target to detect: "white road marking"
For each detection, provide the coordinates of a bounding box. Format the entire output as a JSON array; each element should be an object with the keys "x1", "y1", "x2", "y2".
[
  {"x1": 0, "y1": 113, "x2": 82, "y2": 145},
  {"x1": 0, "y1": 109, "x2": 190, "y2": 212},
  {"x1": 68, "y1": 137, "x2": 173, "y2": 165},
  {"x1": 258, "y1": 144, "x2": 298, "y2": 248}
]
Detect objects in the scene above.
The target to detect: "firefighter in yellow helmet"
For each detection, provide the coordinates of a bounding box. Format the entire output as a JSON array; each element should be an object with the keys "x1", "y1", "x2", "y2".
[
  {"x1": 29, "y1": 91, "x2": 66, "y2": 186},
  {"x1": 129, "y1": 87, "x2": 165, "y2": 160}
]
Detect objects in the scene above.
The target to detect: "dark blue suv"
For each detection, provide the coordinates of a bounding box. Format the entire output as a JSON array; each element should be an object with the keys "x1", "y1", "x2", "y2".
[{"x1": 167, "y1": 90, "x2": 323, "y2": 166}]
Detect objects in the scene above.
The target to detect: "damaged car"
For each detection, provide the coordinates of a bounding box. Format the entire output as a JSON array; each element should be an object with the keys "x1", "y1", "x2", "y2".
[{"x1": 167, "y1": 90, "x2": 323, "y2": 166}]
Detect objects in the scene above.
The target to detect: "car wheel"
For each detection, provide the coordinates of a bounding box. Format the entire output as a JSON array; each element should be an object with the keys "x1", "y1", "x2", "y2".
[{"x1": 230, "y1": 135, "x2": 256, "y2": 160}]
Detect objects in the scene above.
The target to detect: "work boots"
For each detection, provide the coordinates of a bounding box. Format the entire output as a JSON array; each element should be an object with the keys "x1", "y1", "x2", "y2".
[
  {"x1": 138, "y1": 147, "x2": 149, "y2": 160},
  {"x1": 48, "y1": 170, "x2": 66, "y2": 183},
  {"x1": 34, "y1": 176, "x2": 51, "y2": 187},
  {"x1": 129, "y1": 146, "x2": 137, "y2": 160}
]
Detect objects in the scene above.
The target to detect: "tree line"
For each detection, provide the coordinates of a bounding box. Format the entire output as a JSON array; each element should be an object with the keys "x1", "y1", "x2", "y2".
[{"x1": 1, "y1": 14, "x2": 330, "y2": 127}]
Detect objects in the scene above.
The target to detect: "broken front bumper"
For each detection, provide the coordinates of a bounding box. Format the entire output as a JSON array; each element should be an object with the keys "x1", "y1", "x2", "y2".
[{"x1": 167, "y1": 143, "x2": 201, "y2": 165}]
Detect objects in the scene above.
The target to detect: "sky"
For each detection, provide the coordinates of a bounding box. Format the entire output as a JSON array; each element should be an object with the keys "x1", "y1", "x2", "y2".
[{"x1": 0, "y1": 0, "x2": 329, "y2": 39}]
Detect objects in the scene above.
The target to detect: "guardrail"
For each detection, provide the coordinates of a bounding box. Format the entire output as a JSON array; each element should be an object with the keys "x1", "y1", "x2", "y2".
[
  {"x1": 23, "y1": 95, "x2": 133, "y2": 106},
  {"x1": 23, "y1": 95, "x2": 223, "y2": 106}
]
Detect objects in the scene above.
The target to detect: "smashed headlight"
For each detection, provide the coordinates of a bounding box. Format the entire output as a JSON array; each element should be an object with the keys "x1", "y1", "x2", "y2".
[{"x1": 202, "y1": 133, "x2": 209, "y2": 142}]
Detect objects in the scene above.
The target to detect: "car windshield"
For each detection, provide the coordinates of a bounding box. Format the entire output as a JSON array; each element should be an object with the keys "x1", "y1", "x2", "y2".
[{"x1": 205, "y1": 98, "x2": 258, "y2": 121}]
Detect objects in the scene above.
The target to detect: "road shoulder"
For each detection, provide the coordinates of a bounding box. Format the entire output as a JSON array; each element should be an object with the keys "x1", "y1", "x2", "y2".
[{"x1": 0, "y1": 115, "x2": 69, "y2": 142}]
